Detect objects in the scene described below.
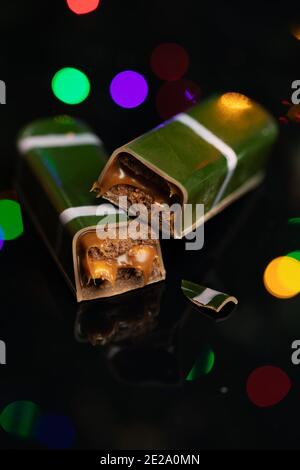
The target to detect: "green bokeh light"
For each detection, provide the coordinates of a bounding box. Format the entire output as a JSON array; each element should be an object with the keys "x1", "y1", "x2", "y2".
[
  {"x1": 186, "y1": 346, "x2": 215, "y2": 381},
  {"x1": 288, "y1": 218, "x2": 300, "y2": 225},
  {"x1": 52, "y1": 67, "x2": 90, "y2": 105},
  {"x1": 287, "y1": 250, "x2": 300, "y2": 262},
  {"x1": 0, "y1": 199, "x2": 23, "y2": 240},
  {"x1": 0, "y1": 401, "x2": 41, "y2": 439}
]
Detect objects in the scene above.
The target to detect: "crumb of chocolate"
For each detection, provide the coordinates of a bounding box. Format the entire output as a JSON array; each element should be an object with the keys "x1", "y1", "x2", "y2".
[
  {"x1": 104, "y1": 184, "x2": 175, "y2": 236},
  {"x1": 99, "y1": 238, "x2": 133, "y2": 258},
  {"x1": 88, "y1": 246, "x2": 103, "y2": 260}
]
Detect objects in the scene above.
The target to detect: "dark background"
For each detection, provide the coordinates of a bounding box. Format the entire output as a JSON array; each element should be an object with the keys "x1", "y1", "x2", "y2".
[{"x1": 0, "y1": 0, "x2": 300, "y2": 450}]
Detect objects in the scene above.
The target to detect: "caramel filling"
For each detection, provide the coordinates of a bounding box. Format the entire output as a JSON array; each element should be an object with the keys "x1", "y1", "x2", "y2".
[
  {"x1": 79, "y1": 232, "x2": 158, "y2": 287},
  {"x1": 94, "y1": 156, "x2": 182, "y2": 205},
  {"x1": 82, "y1": 258, "x2": 118, "y2": 285},
  {"x1": 127, "y1": 245, "x2": 158, "y2": 284}
]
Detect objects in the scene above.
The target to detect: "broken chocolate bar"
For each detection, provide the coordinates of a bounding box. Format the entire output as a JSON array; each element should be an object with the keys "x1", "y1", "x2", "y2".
[
  {"x1": 16, "y1": 116, "x2": 165, "y2": 301},
  {"x1": 93, "y1": 93, "x2": 278, "y2": 237}
]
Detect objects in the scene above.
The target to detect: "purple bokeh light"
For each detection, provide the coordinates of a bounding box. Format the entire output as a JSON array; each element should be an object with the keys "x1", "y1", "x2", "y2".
[
  {"x1": 0, "y1": 227, "x2": 4, "y2": 251},
  {"x1": 110, "y1": 71, "x2": 148, "y2": 109}
]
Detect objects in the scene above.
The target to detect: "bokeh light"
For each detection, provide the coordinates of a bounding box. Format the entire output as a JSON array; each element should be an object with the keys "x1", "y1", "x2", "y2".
[
  {"x1": 246, "y1": 366, "x2": 291, "y2": 407},
  {"x1": 186, "y1": 346, "x2": 215, "y2": 381},
  {"x1": 66, "y1": 0, "x2": 100, "y2": 15},
  {"x1": 279, "y1": 116, "x2": 289, "y2": 125},
  {"x1": 291, "y1": 24, "x2": 300, "y2": 40},
  {"x1": 150, "y1": 43, "x2": 189, "y2": 81},
  {"x1": 156, "y1": 79, "x2": 201, "y2": 120},
  {"x1": 218, "y1": 92, "x2": 252, "y2": 111},
  {"x1": 110, "y1": 71, "x2": 148, "y2": 109},
  {"x1": 0, "y1": 226, "x2": 4, "y2": 251},
  {"x1": 0, "y1": 199, "x2": 23, "y2": 240},
  {"x1": 289, "y1": 217, "x2": 300, "y2": 224},
  {"x1": 35, "y1": 413, "x2": 75, "y2": 449},
  {"x1": 0, "y1": 401, "x2": 41, "y2": 439},
  {"x1": 263, "y1": 256, "x2": 300, "y2": 299},
  {"x1": 52, "y1": 67, "x2": 90, "y2": 105},
  {"x1": 287, "y1": 104, "x2": 300, "y2": 123}
]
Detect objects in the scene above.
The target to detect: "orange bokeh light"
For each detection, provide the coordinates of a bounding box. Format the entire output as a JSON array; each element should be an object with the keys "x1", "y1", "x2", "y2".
[
  {"x1": 263, "y1": 256, "x2": 300, "y2": 299},
  {"x1": 219, "y1": 92, "x2": 252, "y2": 111}
]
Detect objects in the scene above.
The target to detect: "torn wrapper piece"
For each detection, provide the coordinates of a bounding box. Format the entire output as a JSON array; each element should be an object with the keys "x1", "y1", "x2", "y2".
[{"x1": 181, "y1": 280, "x2": 238, "y2": 316}]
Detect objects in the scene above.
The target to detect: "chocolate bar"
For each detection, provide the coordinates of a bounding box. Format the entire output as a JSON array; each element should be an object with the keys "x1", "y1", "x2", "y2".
[
  {"x1": 16, "y1": 116, "x2": 165, "y2": 302},
  {"x1": 93, "y1": 93, "x2": 278, "y2": 237}
]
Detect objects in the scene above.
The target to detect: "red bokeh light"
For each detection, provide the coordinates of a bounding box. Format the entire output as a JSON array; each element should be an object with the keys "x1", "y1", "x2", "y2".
[
  {"x1": 246, "y1": 366, "x2": 291, "y2": 407},
  {"x1": 150, "y1": 43, "x2": 189, "y2": 81},
  {"x1": 66, "y1": 0, "x2": 100, "y2": 15},
  {"x1": 156, "y1": 79, "x2": 201, "y2": 120}
]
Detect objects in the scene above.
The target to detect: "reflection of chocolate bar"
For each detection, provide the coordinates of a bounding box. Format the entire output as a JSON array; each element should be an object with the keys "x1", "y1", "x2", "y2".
[
  {"x1": 75, "y1": 283, "x2": 184, "y2": 385},
  {"x1": 94, "y1": 93, "x2": 278, "y2": 237},
  {"x1": 16, "y1": 116, "x2": 165, "y2": 302},
  {"x1": 75, "y1": 284, "x2": 164, "y2": 345}
]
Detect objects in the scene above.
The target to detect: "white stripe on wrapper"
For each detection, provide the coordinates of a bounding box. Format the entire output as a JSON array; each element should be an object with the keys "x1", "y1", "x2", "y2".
[
  {"x1": 193, "y1": 287, "x2": 224, "y2": 306},
  {"x1": 59, "y1": 204, "x2": 125, "y2": 225},
  {"x1": 174, "y1": 113, "x2": 238, "y2": 206},
  {"x1": 18, "y1": 132, "x2": 102, "y2": 153},
  {"x1": 18, "y1": 131, "x2": 124, "y2": 226}
]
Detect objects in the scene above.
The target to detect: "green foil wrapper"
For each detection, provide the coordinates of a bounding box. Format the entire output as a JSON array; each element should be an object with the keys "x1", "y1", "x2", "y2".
[
  {"x1": 181, "y1": 279, "x2": 238, "y2": 315},
  {"x1": 16, "y1": 116, "x2": 165, "y2": 301},
  {"x1": 97, "y1": 93, "x2": 278, "y2": 237}
]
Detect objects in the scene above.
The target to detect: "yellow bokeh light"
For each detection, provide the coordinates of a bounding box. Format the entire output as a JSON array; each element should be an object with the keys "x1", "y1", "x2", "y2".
[
  {"x1": 218, "y1": 92, "x2": 252, "y2": 111},
  {"x1": 263, "y1": 256, "x2": 300, "y2": 299}
]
